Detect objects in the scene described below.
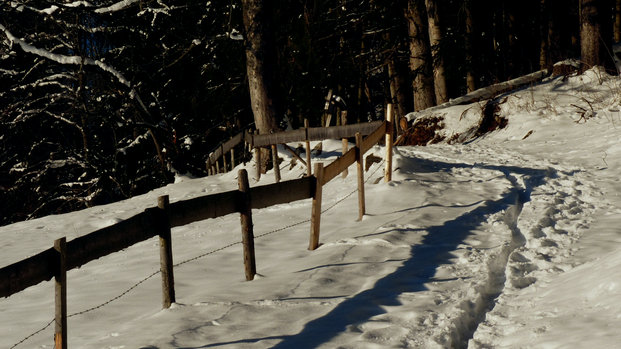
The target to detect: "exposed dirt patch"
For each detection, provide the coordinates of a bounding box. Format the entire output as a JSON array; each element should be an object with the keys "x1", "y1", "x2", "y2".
[
  {"x1": 475, "y1": 98, "x2": 508, "y2": 137},
  {"x1": 396, "y1": 116, "x2": 446, "y2": 146}
]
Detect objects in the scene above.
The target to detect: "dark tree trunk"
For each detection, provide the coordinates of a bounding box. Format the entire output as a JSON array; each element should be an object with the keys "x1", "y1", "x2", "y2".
[
  {"x1": 580, "y1": 0, "x2": 602, "y2": 71},
  {"x1": 242, "y1": 0, "x2": 280, "y2": 174},
  {"x1": 388, "y1": 57, "x2": 408, "y2": 124},
  {"x1": 407, "y1": 0, "x2": 436, "y2": 111},
  {"x1": 242, "y1": 0, "x2": 279, "y2": 135},
  {"x1": 616, "y1": 0, "x2": 621, "y2": 42},
  {"x1": 465, "y1": 0, "x2": 476, "y2": 92},
  {"x1": 424, "y1": 0, "x2": 448, "y2": 103},
  {"x1": 540, "y1": 0, "x2": 549, "y2": 70}
]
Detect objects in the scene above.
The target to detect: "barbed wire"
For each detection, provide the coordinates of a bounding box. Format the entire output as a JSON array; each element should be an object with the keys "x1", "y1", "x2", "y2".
[{"x1": 10, "y1": 158, "x2": 386, "y2": 348}]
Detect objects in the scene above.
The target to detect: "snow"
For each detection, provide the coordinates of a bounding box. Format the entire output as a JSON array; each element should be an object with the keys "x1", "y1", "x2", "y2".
[
  {"x1": 94, "y1": 0, "x2": 139, "y2": 14},
  {"x1": 0, "y1": 24, "x2": 131, "y2": 87},
  {"x1": 2, "y1": 69, "x2": 621, "y2": 348}
]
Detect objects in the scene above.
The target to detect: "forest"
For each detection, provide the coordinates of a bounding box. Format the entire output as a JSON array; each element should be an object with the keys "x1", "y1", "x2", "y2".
[{"x1": 0, "y1": 0, "x2": 618, "y2": 225}]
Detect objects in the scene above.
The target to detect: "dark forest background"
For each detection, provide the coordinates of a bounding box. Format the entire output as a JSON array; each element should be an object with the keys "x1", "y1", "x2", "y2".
[{"x1": 0, "y1": 0, "x2": 617, "y2": 225}]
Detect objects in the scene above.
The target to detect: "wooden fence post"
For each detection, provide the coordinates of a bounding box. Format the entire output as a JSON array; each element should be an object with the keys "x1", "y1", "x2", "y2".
[
  {"x1": 158, "y1": 195, "x2": 175, "y2": 308},
  {"x1": 309, "y1": 163, "x2": 324, "y2": 250},
  {"x1": 271, "y1": 144, "x2": 281, "y2": 182},
  {"x1": 385, "y1": 104, "x2": 394, "y2": 182},
  {"x1": 231, "y1": 147, "x2": 235, "y2": 170},
  {"x1": 238, "y1": 169, "x2": 256, "y2": 280},
  {"x1": 54, "y1": 237, "x2": 67, "y2": 349},
  {"x1": 355, "y1": 133, "x2": 365, "y2": 220},
  {"x1": 304, "y1": 119, "x2": 312, "y2": 177},
  {"x1": 341, "y1": 111, "x2": 349, "y2": 178},
  {"x1": 222, "y1": 145, "x2": 227, "y2": 172}
]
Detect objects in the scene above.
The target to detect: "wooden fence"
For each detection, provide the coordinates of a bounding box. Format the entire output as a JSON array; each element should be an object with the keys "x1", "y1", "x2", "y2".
[
  {"x1": 0, "y1": 105, "x2": 395, "y2": 348},
  {"x1": 206, "y1": 115, "x2": 386, "y2": 178}
]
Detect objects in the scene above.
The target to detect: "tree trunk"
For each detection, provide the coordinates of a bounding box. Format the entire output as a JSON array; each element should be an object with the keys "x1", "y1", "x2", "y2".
[
  {"x1": 407, "y1": 0, "x2": 435, "y2": 111},
  {"x1": 580, "y1": 0, "x2": 602, "y2": 71},
  {"x1": 424, "y1": 0, "x2": 448, "y2": 104},
  {"x1": 540, "y1": 0, "x2": 549, "y2": 70},
  {"x1": 614, "y1": 0, "x2": 621, "y2": 42},
  {"x1": 464, "y1": 0, "x2": 476, "y2": 92},
  {"x1": 388, "y1": 57, "x2": 407, "y2": 124},
  {"x1": 242, "y1": 0, "x2": 279, "y2": 174},
  {"x1": 242, "y1": 0, "x2": 279, "y2": 135}
]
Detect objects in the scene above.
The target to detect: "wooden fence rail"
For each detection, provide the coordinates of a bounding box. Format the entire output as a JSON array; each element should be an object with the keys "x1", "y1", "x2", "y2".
[{"x1": 1, "y1": 105, "x2": 395, "y2": 348}]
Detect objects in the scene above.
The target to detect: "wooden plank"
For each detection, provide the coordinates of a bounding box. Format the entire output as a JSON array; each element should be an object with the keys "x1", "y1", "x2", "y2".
[
  {"x1": 208, "y1": 132, "x2": 244, "y2": 165},
  {"x1": 283, "y1": 144, "x2": 306, "y2": 166},
  {"x1": 252, "y1": 128, "x2": 306, "y2": 147},
  {"x1": 361, "y1": 121, "x2": 387, "y2": 153},
  {"x1": 66, "y1": 210, "x2": 158, "y2": 270},
  {"x1": 307, "y1": 121, "x2": 383, "y2": 141},
  {"x1": 251, "y1": 121, "x2": 383, "y2": 147},
  {"x1": 222, "y1": 133, "x2": 243, "y2": 154},
  {"x1": 169, "y1": 190, "x2": 239, "y2": 227},
  {"x1": 0, "y1": 248, "x2": 57, "y2": 298},
  {"x1": 250, "y1": 177, "x2": 314, "y2": 209},
  {"x1": 322, "y1": 147, "x2": 356, "y2": 185}
]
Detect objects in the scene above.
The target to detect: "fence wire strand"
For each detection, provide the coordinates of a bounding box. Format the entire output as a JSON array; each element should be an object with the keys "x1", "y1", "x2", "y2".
[{"x1": 10, "y1": 158, "x2": 386, "y2": 348}]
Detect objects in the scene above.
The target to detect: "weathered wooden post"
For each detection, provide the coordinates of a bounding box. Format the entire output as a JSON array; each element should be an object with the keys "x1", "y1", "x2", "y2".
[
  {"x1": 355, "y1": 132, "x2": 365, "y2": 220},
  {"x1": 230, "y1": 147, "x2": 235, "y2": 170},
  {"x1": 158, "y1": 195, "x2": 175, "y2": 308},
  {"x1": 304, "y1": 119, "x2": 312, "y2": 177},
  {"x1": 341, "y1": 110, "x2": 349, "y2": 179},
  {"x1": 385, "y1": 104, "x2": 394, "y2": 182},
  {"x1": 238, "y1": 169, "x2": 256, "y2": 280},
  {"x1": 222, "y1": 145, "x2": 227, "y2": 172},
  {"x1": 271, "y1": 144, "x2": 281, "y2": 182},
  {"x1": 309, "y1": 163, "x2": 324, "y2": 250},
  {"x1": 216, "y1": 159, "x2": 221, "y2": 174},
  {"x1": 206, "y1": 158, "x2": 212, "y2": 176},
  {"x1": 54, "y1": 237, "x2": 67, "y2": 349}
]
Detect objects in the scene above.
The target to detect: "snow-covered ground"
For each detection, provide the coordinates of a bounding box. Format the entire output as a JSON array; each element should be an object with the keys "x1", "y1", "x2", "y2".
[{"x1": 2, "y1": 68, "x2": 621, "y2": 348}]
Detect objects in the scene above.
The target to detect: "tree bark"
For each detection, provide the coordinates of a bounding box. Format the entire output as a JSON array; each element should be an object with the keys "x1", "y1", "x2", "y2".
[
  {"x1": 540, "y1": 0, "x2": 549, "y2": 70},
  {"x1": 614, "y1": 0, "x2": 621, "y2": 42},
  {"x1": 407, "y1": 0, "x2": 435, "y2": 111},
  {"x1": 242, "y1": 0, "x2": 279, "y2": 135},
  {"x1": 242, "y1": 0, "x2": 279, "y2": 174},
  {"x1": 580, "y1": 0, "x2": 602, "y2": 71},
  {"x1": 464, "y1": 0, "x2": 476, "y2": 92},
  {"x1": 388, "y1": 57, "x2": 407, "y2": 124},
  {"x1": 424, "y1": 0, "x2": 448, "y2": 104}
]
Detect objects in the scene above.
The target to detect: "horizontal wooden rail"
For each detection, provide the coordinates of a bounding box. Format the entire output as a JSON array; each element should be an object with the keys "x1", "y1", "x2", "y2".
[
  {"x1": 169, "y1": 190, "x2": 239, "y2": 228},
  {"x1": 0, "y1": 209, "x2": 160, "y2": 298},
  {"x1": 67, "y1": 209, "x2": 160, "y2": 270},
  {"x1": 250, "y1": 121, "x2": 383, "y2": 147},
  {"x1": 0, "y1": 178, "x2": 316, "y2": 299},
  {"x1": 250, "y1": 177, "x2": 315, "y2": 209},
  {"x1": 207, "y1": 132, "x2": 244, "y2": 166},
  {"x1": 0, "y1": 247, "x2": 57, "y2": 298}
]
